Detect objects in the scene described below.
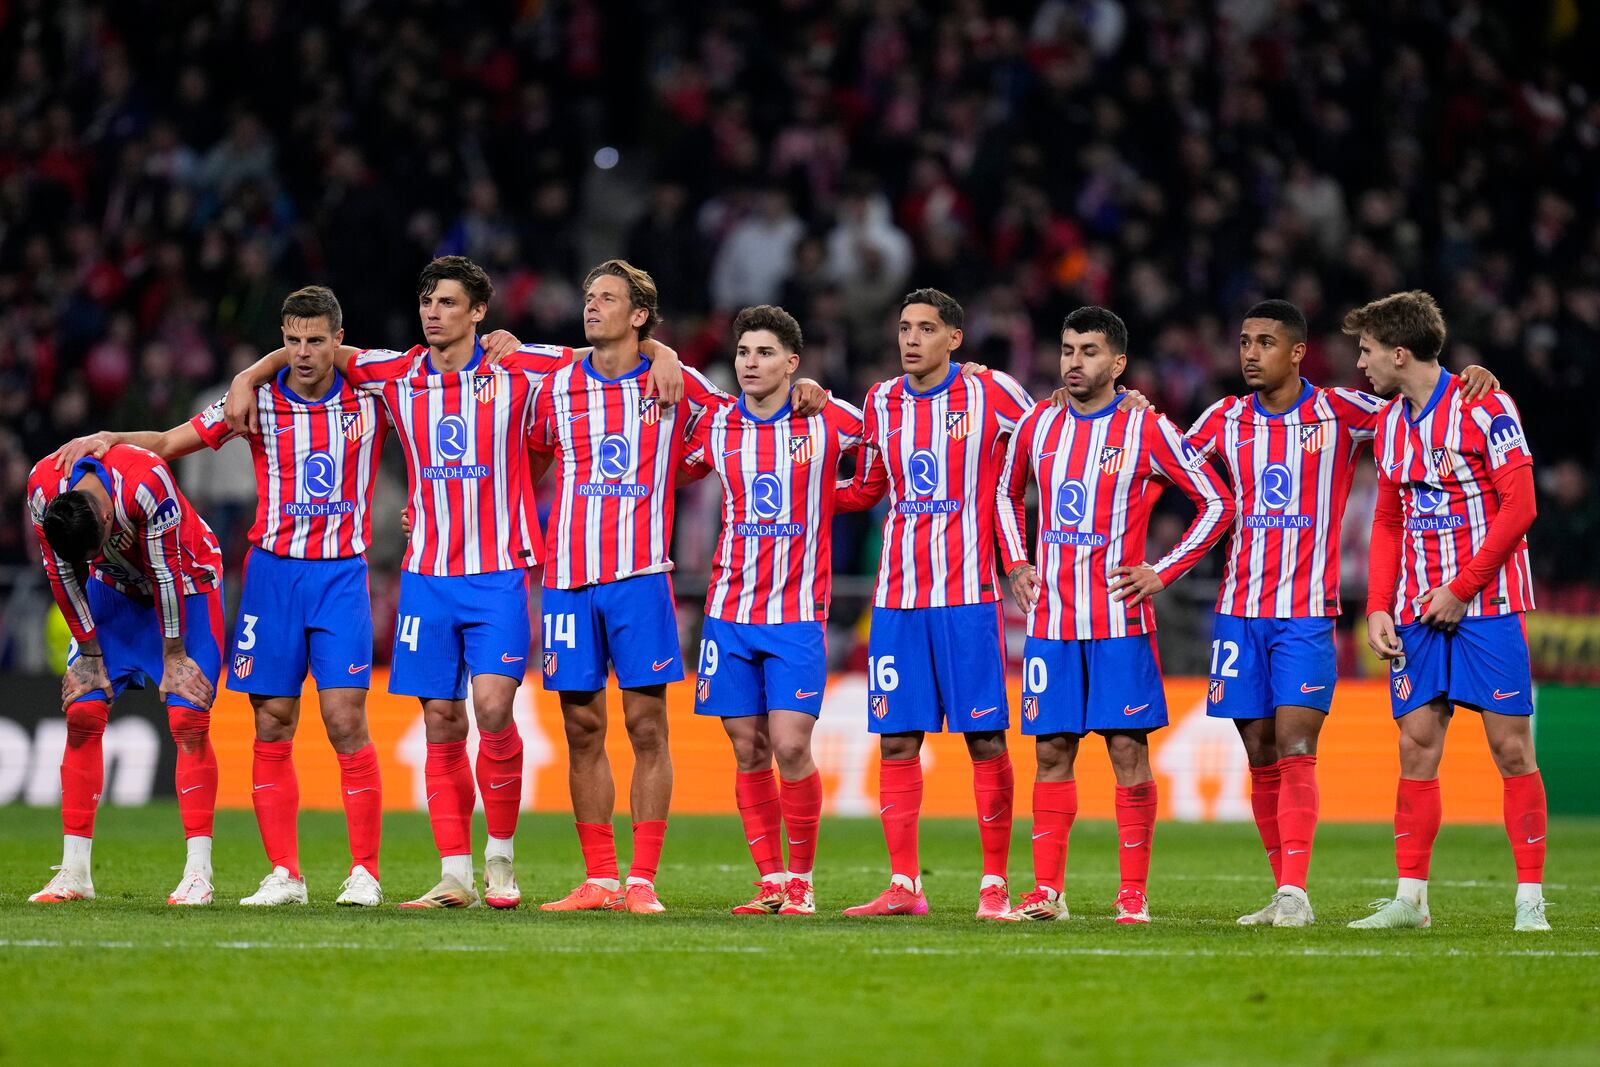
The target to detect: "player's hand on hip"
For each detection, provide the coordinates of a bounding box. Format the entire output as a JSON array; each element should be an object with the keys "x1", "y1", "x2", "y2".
[
  {"x1": 640, "y1": 338, "x2": 684, "y2": 404},
  {"x1": 400, "y1": 508, "x2": 413, "y2": 537},
  {"x1": 160, "y1": 654, "x2": 216, "y2": 710},
  {"x1": 225, "y1": 375, "x2": 259, "y2": 435},
  {"x1": 481, "y1": 329, "x2": 522, "y2": 364},
  {"x1": 1417, "y1": 585, "x2": 1467, "y2": 632},
  {"x1": 1115, "y1": 386, "x2": 1152, "y2": 412},
  {"x1": 61, "y1": 653, "x2": 112, "y2": 711},
  {"x1": 792, "y1": 378, "x2": 828, "y2": 416},
  {"x1": 1108, "y1": 563, "x2": 1164, "y2": 606},
  {"x1": 1365, "y1": 611, "x2": 1404, "y2": 659},
  {"x1": 1457, "y1": 364, "x2": 1500, "y2": 402},
  {"x1": 54, "y1": 432, "x2": 117, "y2": 472},
  {"x1": 1007, "y1": 562, "x2": 1041, "y2": 614}
]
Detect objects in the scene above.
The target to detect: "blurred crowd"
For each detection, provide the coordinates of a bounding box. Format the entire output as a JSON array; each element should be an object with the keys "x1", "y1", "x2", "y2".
[{"x1": 3, "y1": 0, "x2": 1599, "y2": 667}]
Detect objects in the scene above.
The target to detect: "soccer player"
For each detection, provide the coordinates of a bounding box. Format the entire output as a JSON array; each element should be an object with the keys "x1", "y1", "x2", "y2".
[
  {"x1": 26, "y1": 440, "x2": 223, "y2": 905},
  {"x1": 1188, "y1": 300, "x2": 1499, "y2": 927},
  {"x1": 533, "y1": 262, "x2": 825, "y2": 914},
  {"x1": 837, "y1": 288, "x2": 1033, "y2": 920},
  {"x1": 677, "y1": 304, "x2": 871, "y2": 916},
  {"x1": 1343, "y1": 291, "x2": 1548, "y2": 932},
  {"x1": 996, "y1": 306, "x2": 1233, "y2": 923},
  {"x1": 56, "y1": 286, "x2": 390, "y2": 906},
  {"x1": 224, "y1": 256, "x2": 681, "y2": 909}
]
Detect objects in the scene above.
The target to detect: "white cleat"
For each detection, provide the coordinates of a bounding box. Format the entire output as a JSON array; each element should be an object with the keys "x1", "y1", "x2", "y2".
[
  {"x1": 168, "y1": 869, "x2": 215, "y2": 906},
  {"x1": 240, "y1": 866, "x2": 308, "y2": 906},
  {"x1": 397, "y1": 873, "x2": 479, "y2": 909},
  {"x1": 1271, "y1": 890, "x2": 1315, "y2": 928},
  {"x1": 1514, "y1": 898, "x2": 1551, "y2": 932},
  {"x1": 1347, "y1": 897, "x2": 1430, "y2": 929},
  {"x1": 336, "y1": 866, "x2": 383, "y2": 907},
  {"x1": 483, "y1": 855, "x2": 521, "y2": 909},
  {"x1": 1236, "y1": 897, "x2": 1279, "y2": 926},
  {"x1": 28, "y1": 866, "x2": 95, "y2": 903}
]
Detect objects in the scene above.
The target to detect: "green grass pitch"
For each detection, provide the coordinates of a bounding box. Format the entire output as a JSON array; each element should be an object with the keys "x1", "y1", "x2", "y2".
[{"x1": 2, "y1": 804, "x2": 1596, "y2": 1066}]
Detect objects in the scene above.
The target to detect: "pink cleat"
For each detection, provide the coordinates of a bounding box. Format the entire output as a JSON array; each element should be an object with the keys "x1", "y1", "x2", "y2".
[
  {"x1": 976, "y1": 882, "x2": 1011, "y2": 920},
  {"x1": 843, "y1": 883, "x2": 929, "y2": 917}
]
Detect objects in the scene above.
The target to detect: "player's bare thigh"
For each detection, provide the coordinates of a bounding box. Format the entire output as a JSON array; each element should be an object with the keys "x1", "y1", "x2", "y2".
[{"x1": 1397, "y1": 698, "x2": 1452, "y2": 778}]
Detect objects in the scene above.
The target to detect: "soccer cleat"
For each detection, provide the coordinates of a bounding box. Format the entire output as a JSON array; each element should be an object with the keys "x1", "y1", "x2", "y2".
[
  {"x1": 397, "y1": 873, "x2": 479, "y2": 909},
  {"x1": 540, "y1": 881, "x2": 623, "y2": 911},
  {"x1": 1236, "y1": 897, "x2": 1279, "y2": 926},
  {"x1": 1514, "y1": 898, "x2": 1551, "y2": 932},
  {"x1": 1000, "y1": 887, "x2": 1069, "y2": 922},
  {"x1": 731, "y1": 880, "x2": 786, "y2": 915},
  {"x1": 623, "y1": 883, "x2": 666, "y2": 913},
  {"x1": 843, "y1": 884, "x2": 929, "y2": 917},
  {"x1": 1114, "y1": 887, "x2": 1150, "y2": 924},
  {"x1": 483, "y1": 855, "x2": 521, "y2": 909},
  {"x1": 28, "y1": 866, "x2": 94, "y2": 903},
  {"x1": 777, "y1": 878, "x2": 815, "y2": 915},
  {"x1": 168, "y1": 869, "x2": 214, "y2": 906},
  {"x1": 240, "y1": 867, "x2": 308, "y2": 906},
  {"x1": 1347, "y1": 897, "x2": 1430, "y2": 929},
  {"x1": 1272, "y1": 890, "x2": 1315, "y2": 927},
  {"x1": 976, "y1": 882, "x2": 1011, "y2": 920},
  {"x1": 335, "y1": 866, "x2": 382, "y2": 907}
]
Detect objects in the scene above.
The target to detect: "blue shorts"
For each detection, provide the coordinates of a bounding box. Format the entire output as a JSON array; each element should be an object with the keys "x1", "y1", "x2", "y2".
[
  {"x1": 227, "y1": 548, "x2": 373, "y2": 695},
  {"x1": 1389, "y1": 616, "x2": 1533, "y2": 718},
  {"x1": 390, "y1": 569, "x2": 532, "y2": 700},
  {"x1": 539, "y1": 572, "x2": 683, "y2": 691},
  {"x1": 1205, "y1": 614, "x2": 1337, "y2": 719},
  {"x1": 1020, "y1": 633, "x2": 1167, "y2": 735},
  {"x1": 694, "y1": 618, "x2": 826, "y2": 718},
  {"x1": 866, "y1": 603, "x2": 1008, "y2": 733},
  {"x1": 68, "y1": 579, "x2": 224, "y2": 711}
]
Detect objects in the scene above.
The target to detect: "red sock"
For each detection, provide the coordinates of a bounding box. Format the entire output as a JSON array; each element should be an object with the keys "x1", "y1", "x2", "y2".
[
  {"x1": 1031, "y1": 779, "x2": 1078, "y2": 893},
  {"x1": 734, "y1": 769, "x2": 784, "y2": 878},
  {"x1": 972, "y1": 752, "x2": 1014, "y2": 881},
  {"x1": 1248, "y1": 761, "x2": 1283, "y2": 884},
  {"x1": 61, "y1": 699, "x2": 108, "y2": 838},
  {"x1": 474, "y1": 724, "x2": 523, "y2": 841},
  {"x1": 879, "y1": 757, "x2": 923, "y2": 882},
  {"x1": 629, "y1": 819, "x2": 667, "y2": 883},
  {"x1": 169, "y1": 705, "x2": 218, "y2": 838},
  {"x1": 424, "y1": 740, "x2": 474, "y2": 858},
  {"x1": 1394, "y1": 777, "x2": 1441, "y2": 879},
  {"x1": 251, "y1": 739, "x2": 300, "y2": 878},
  {"x1": 336, "y1": 744, "x2": 382, "y2": 878},
  {"x1": 577, "y1": 821, "x2": 619, "y2": 880},
  {"x1": 780, "y1": 771, "x2": 823, "y2": 877},
  {"x1": 1114, "y1": 780, "x2": 1158, "y2": 891},
  {"x1": 1277, "y1": 754, "x2": 1319, "y2": 890},
  {"x1": 1503, "y1": 770, "x2": 1547, "y2": 883}
]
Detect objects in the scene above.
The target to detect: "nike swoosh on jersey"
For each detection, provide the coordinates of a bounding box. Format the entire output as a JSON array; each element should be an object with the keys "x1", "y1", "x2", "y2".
[
  {"x1": 652, "y1": 659, "x2": 674, "y2": 671},
  {"x1": 501, "y1": 653, "x2": 524, "y2": 663},
  {"x1": 348, "y1": 663, "x2": 370, "y2": 674},
  {"x1": 1299, "y1": 683, "x2": 1326, "y2": 693}
]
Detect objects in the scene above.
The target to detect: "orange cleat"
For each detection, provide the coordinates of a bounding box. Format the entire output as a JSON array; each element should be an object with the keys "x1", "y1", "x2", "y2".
[
  {"x1": 623, "y1": 883, "x2": 666, "y2": 913},
  {"x1": 731, "y1": 880, "x2": 786, "y2": 916},
  {"x1": 976, "y1": 882, "x2": 1011, "y2": 920},
  {"x1": 539, "y1": 881, "x2": 623, "y2": 911},
  {"x1": 843, "y1": 883, "x2": 928, "y2": 917}
]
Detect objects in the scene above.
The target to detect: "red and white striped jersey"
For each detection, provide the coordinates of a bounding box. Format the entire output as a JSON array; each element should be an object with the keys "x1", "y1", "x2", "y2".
[
  {"x1": 348, "y1": 341, "x2": 570, "y2": 576},
  {"x1": 846, "y1": 366, "x2": 1033, "y2": 609},
  {"x1": 190, "y1": 369, "x2": 387, "y2": 559},
  {"x1": 533, "y1": 356, "x2": 731, "y2": 589},
  {"x1": 1371, "y1": 375, "x2": 1535, "y2": 624},
  {"x1": 27, "y1": 445, "x2": 222, "y2": 642},
  {"x1": 998, "y1": 401, "x2": 1234, "y2": 640},
  {"x1": 1186, "y1": 380, "x2": 1386, "y2": 617},
  {"x1": 680, "y1": 396, "x2": 866, "y2": 623}
]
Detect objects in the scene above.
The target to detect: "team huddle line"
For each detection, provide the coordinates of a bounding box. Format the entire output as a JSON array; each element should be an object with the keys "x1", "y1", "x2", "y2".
[{"x1": 24, "y1": 257, "x2": 1550, "y2": 931}]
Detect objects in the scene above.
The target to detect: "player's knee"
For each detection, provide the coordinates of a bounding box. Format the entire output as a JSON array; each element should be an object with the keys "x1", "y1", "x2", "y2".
[
  {"x1": 626, "y1": 713, "x2": 668, "y2": 756},
  {"x1": 324, "y1": 714, "x2": 369, "y2": 753},
  {"x1": 964, "y1": 732, "x2": 1006, "y2": 761},
  {"x1": 167, "y1": 705, "x2": 212, "y2": 752},
  {"x1": 771, "y1": 736, "x2": 808, "y2": 772},
  {"x1": 1396, "y1": 732, "x2": 1441, "y2": 775},
  {"x1": 730, "y1": 735, "x2": 770, "y2": 771},
  {"x1": 64, "y1": 701, "x2": 108, "y2": 748},
  {"x1": 1488, "y1": 733, "x2": 1535, "y2": 776}
]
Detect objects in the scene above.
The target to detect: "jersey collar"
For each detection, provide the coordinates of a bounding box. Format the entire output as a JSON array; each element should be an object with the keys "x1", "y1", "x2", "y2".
[
  {"x1": 68, "y1": 457, "x2": 112, "y2": 495},
  {"x1": 424, "y1": 338, "x2": 485, "y2": 376},
  {"x1": 1406, "y1": 368, "x2": 1451, "y2": 425},
  {"x1": 902, "y1": 363, "x2": 959, "y2": 398},
  {"x1": 1250, "y1": 377, "x2": 1314, "y2": 419},
  {"x1": 1068, "y1": 395, "x2": 1121, "y2": 420},
  {"x1": 581, "y1": 353, "x2": 650, "y2": 383},
  {"x1": 275, "y1": 366, "x2": 345, "y2": 406},
  {"x1": 737, "y1": 395, "x2": 793, "y2": 423}
]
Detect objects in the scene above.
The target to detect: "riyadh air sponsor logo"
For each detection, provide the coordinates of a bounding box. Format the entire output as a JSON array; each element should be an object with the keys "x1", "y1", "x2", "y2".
[{"x1": 302, "y1": 452, "x2": 339, "y2": 499}]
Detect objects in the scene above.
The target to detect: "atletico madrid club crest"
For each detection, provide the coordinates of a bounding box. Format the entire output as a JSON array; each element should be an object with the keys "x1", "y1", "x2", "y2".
[
  {"x1": 1300, "y1": 424, "x2": 1326, "y2": 454},
  {"x1": 233, "y1": 654, "x2": 254, "y2": 680},
  {"x1": 1393, "y1": 674, "x2": 1412, "y2": 702},
  {"x1": 474, "y1": 374, "x2": 497, "y2": 404},
  {"x1": 696, "y1": 678, "x2": 711, "y2": 703},
  {"x1": 788, "y1": 434, "x2": 813, "y2": 466},
  {"x1": 543, "y1": 652, "x2": 558, "y2": 677},
  {"x1": 1099, "y1": 446, "x2": 1124, "y2": 475},
  {"x1": 945, "y1": 410, "x2": 969, "y2": 441},
  {"x1": 1208, "y1": 678, "x2": 1225, "y2": 704},
  {"x1": 639, "y1": 396, "x2": 660, "y2": 426},
  {"x1": 1022, "y1": 696, "x2": 1038, "y2": 722},
  {"x1": 870, "y1": 694, "x2": 889, "y2": 719},
  {"x1": 340, "y1": 410, "x2": 364, "y2": 441},
  {"x1": 1430, "y1": 447, "x2": 1448, "y2": 476}
]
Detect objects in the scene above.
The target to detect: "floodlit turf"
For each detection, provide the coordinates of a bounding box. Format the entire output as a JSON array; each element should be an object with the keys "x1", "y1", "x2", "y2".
[{"x1": 1, "y1": 805, "x2": 1596, "y2": 1066}]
